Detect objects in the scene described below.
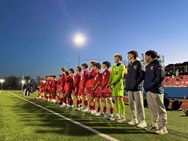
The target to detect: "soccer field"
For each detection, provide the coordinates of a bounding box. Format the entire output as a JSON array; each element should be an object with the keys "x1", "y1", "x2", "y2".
[{"x1": 0, "y1": 91, "x2": 188, "y2": 141}]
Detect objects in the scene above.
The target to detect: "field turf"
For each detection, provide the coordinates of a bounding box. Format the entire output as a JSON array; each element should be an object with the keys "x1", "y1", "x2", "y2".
[{"x1": 0, "y1": 90, "x2": 188, "y2": 141}]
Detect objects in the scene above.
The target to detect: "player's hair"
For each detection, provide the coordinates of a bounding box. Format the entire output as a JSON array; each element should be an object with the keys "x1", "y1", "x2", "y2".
[
  {"x1": 145, "y1": 50, "x2": 158, "y2": 59},
  {"x1": 81, "y1": 63, "x2": 88, "y2": 69},
  {"x1": 114, "y1": 53, "x2": 123, "y2": 61},
  {"x1": 76, "y1": 66, "x2": 82, "y2": 72},
  {"x1": 61, "y1": 67, "x2": 66, "y2": 72},
  {"x1": 128, "y1": 50, "x2": 138, "y2": 59},
  {"x1": 94, "y1": 63, "x2": 101, "y2": 70},
  {"x1": 69, "y1": 68, "x2": 74, "y2": 73},
  {"x1": 65, "y1": 71, "x2": 69, "y2": 76},
  {"x1": 102, "y1": 61, "x2": 111, "y2": 68},
  {"x1": 52, "y1": 75, "x2": 56, "y2": 78},
  {"x1": 90, "y1": 61, "x2": 97, "y2": 66}
]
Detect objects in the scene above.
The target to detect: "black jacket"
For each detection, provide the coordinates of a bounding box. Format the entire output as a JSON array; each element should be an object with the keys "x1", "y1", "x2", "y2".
[
  {"x1": 126, "y1": 60, "x2": 145, "y2": 91},
  {"x1": 144, "y1": 59, "x2": 165, "y2": 94}
]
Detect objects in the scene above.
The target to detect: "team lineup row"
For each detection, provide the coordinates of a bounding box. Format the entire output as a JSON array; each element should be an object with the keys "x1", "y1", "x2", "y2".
[{"x1": 37, "y1": 50, "x2": 168, "y2": 135}]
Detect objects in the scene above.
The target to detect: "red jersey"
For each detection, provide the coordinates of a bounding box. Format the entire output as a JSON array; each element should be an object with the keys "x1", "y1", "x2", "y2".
[
  {"x1": 82, "y1": 69, "x2": 89, "y2": 88},
  {"x1": 101, "y1": 69, "x2": 111, "y2": 95},
  {"x1": 61, "y1": 73, "x2": 67, "y2": 93},
  {"x1": 40, "y1": 81, "x2": 45, "y2": 92},
  {"x1": 87, "y1": 69, "x2": 97, "y2": 88},
  {"x1": 51, "y1": 80, "x2": 57, "y2": 93},
  {"x1": 74, "y1": 72, "x2": 82, "y2": 95},
  {"x1": 92, "y1": 71, "x2": 102, "y2": 95},
  {"x1": 65, "y1": 74, "x2": 74, "y2": 94}
]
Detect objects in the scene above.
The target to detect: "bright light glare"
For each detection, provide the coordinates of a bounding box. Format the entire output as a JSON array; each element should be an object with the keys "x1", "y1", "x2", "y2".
[
  {"x1": 0, "y1": 79, "x2": 5, "y2": 83},
  {"x1": 73, "y1": 33, "x2": 86, "y2": 46},
  {"x1": 21, "y1": 80, "x2": 25, "y2": 84}
]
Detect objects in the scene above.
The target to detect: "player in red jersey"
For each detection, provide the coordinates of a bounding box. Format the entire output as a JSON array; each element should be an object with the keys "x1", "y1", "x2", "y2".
[
  {"x1": 51, "y1": 75, "x2": 57, "y2": 103},
  {"x1": 64, "y1": 69, "x2": 75, "y2": 108},
  {"x1": 88, "y1": 61, "x2": 97, "y2": 113},
  {"x1": 36, "y1": 78, "x2": 45, "y2": 99},
  {"x1": 57, "y1": 74, "x2": 62, "y2": 103},
  {"x1": 60, "y1": 67, "x2": 67, "y2": 107},
  {"x1": 90, "y1": 63, "x2": 102, "y2": 115},
  {"x1": 81, "y1": 63, "x2": 90, "y2": 112},
  {"x1": 74, "y1": 66, "x2": 82, "y2": 110},
  {"x1": 68, "y1": 68, "x2": 75, "y2": 108},
  {"x1": 100, "y1": 61, "x2": 114, "y2": 120}
]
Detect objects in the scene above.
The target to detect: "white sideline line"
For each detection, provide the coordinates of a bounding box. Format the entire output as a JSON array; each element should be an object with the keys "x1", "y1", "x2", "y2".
[{"x1": 8, "y1": 91, "x2": 119, "y2": 141}]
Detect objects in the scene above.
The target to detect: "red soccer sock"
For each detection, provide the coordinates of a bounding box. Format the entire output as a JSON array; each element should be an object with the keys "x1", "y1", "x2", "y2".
[
  {"x1": 103, "y1": 106, "x2": 107, "y2": 113},
  {"x1": 70, "y1": 99, "x2": 74, "y2": 106},
  {"x1": 84, "y1": 100, "x2": 88, "y2": 107},
  {"x1": 80, "y1": 99, "x2": 82, "y2": 106},
  {"x1": 98, "y1": 107, "x2": 101, "y2": 113},
  {"x1": 110, "y1": 107, "x2": 114, "y2": 114},
  {"x1": 53, "y1": 95, "x2": 56, "y2": 100},
  {"x1": 90, "y1": 105, "x2": 93, "y2": 110}
]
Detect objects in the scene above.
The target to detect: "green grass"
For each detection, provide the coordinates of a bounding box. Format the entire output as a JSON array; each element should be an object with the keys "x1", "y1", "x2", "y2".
[{"x1": 0, "y1": 90, "x2": 188, "y2": 141}]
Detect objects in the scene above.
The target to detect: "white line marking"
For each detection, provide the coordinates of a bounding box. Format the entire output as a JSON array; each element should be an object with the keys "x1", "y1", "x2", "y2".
[{"x1": 8, "y1": 91, "x2": 119, "y2": 141}]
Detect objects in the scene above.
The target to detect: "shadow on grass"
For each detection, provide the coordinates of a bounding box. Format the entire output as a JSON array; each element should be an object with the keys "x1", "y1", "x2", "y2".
[{"x1": 10, "y1": 96, "x2": 156, "y2": 137}]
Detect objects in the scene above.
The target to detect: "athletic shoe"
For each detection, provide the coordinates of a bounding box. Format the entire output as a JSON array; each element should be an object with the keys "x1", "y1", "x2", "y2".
[
  {"x1": 156, "y1": 127, "x2": 168, "y2": 135},
  {"x1": 100, "y1": 112, "x2": 106, "y2": 117},
  {"x1": 91, "y1": 110, "x2": 97, "y2": 115},
  {"x1": 95, "y1": 112, "x2": 101, "y2": 116},
  {"x1": 145, "y1": 125, "x2": 159, "y2": 131},
  {"x1": 128, "y1": 119, "x2": 138, "y2": 126},
  {"x1": 137, "y1": 121, "x2": 147, "y2": 128},
  {"x1": 116, "y1": 118, "x2": 126, "y2": 123},
  {"x1": 82, "y1": 108, "x2": 89, "y2": 112},
  {"x1": 107, "y1": 115, "x2": 114, "y2": 121}
]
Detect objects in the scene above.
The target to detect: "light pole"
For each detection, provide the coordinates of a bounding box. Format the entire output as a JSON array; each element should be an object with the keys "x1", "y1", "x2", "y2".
[
  {"x1": 0, "y1": 79, "x2": 5, "y2": 91},
  {"x1": 73, "y1": 33, "x2": 86, "y2": 65},
  {"x1": 67, "y1": 59, "x2": 71, "y2": 69}
]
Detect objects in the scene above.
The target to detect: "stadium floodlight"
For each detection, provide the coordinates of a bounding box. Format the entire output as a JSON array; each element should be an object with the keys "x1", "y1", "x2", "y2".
[
  {"x1": 73, "y1": 33, "x2": 86, "y2": 65},
  {"x1": 0, "y1": 79, "x2": 5, "y2": 90},
  {"x1": 21, "y1": 80, "x2": 25, "y2": 91},
  {"x1": 21, "y1": 80, "x2": 25, "y2": 85}
]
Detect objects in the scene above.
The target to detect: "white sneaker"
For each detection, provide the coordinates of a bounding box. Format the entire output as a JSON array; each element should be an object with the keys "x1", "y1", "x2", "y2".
[
  {"x1": 82, "y1": 108, "x2": 89, "y2": 112},
  {"x1": 137, "y1": 121, "x2": 147, "y2": 128},
  {"x1": 128, "y1": 119, "x2": 138, "y2": 125},
  {"x1": 95, "y1": 112, "x2": 101, "y2": 116},
  {"x1": 91, "y1": 110, "x2": 96, "y2": 115},
  {"x1": 156, "y1": 127, "x2": 168, "y2": 135}
]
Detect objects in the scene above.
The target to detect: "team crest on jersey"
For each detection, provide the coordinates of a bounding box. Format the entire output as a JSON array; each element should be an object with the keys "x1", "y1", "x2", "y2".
[
  {"x1": 104, "y1": 72, "x2": 106, "y2": 75},
  {"x1": 150, "y1": 66, "x2": 154, "y2": 70}
]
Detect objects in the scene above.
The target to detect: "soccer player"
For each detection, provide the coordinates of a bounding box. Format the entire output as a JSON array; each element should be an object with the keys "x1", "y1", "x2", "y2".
[
  {"x1": 60, "y1": 67, "x2": 67, "y2": 107},
  {"x1": 90, "y1": 63, "x2": 102, "y2": 116},
  {"x1": 51, "y1": 75, "x2": 57, "y2": 103},
  {"x1": 74, "y1": 66, "x2": 82, "y2": 110},
  {"x1": 57, "y1": 74, "x2": 63, "y2": 103},
  {"x1": 88, "y1": 61, "x2": 97, "y2": 113},
  {"x1": 100, "y1": 61, "x2": 114, "y2": 120},
  {"x1": 144, "y1": 50, "x2": 168, "y2": 134},
  {"x1": 108, "y1": 54, "x2": 126, "y2": 123},
  {"x1": 126, "y1": 50, "x2": 147, "y2": 128},
  {"x1": 68, "y1": 68, "x2": 75, "y2": 108},
  {"x1": 81, "y1": 63, "x2": 90, "y2": 112}
]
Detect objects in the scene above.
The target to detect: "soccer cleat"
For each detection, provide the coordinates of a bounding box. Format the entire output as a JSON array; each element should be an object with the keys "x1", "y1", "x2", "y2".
[
  {"x1": 91, "y1": 110, "x2": 97, "y2": 115},
  {"x1": 145, "y1": 125, "x2": 159, "y2": 132},
  {"x1": 137, "y1": 121, "x2": 147, "y2": 128},
  {"x1": 100, "y1": 112, "x2": 106, "y2": 117},
  {"x1": 116, "y1": 118, "x2": 126, "y2": 123},
  {"x1": 155, "y1": 128, "x2": 168, "y2": 135},
  {"x1": 82, "y1": 108, "x2": 89, "y2": 112},
  {"x1": 128, "y1": 119, "x2": 138, "y2": 126},
  {"x1": 107, "y1": 115, "x2": 114, "y2": 121},
  {"x1": 95, "y1": 112, "x2": 101, "y2": 116}
]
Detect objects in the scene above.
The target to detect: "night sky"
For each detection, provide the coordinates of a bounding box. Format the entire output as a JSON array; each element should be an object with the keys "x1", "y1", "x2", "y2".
[{"x1": 0, "y1": 0, "x2": 188, "y2": 78}]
